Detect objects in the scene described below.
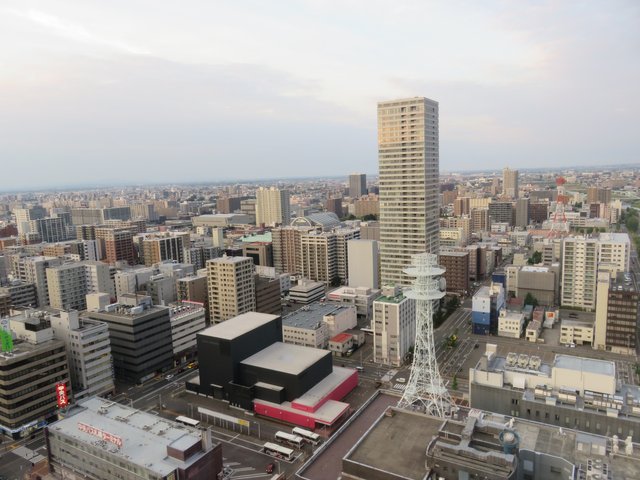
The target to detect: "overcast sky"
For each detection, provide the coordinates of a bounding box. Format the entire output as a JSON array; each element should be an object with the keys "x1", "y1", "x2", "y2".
[{"x1": 1, "y1": 1, "x2": 638, "y2": 189}]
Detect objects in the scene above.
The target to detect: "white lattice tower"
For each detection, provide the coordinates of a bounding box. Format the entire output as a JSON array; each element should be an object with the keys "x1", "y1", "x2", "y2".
[{"x1": 397, "y1": 252, "x2": 453, "y2": 417}]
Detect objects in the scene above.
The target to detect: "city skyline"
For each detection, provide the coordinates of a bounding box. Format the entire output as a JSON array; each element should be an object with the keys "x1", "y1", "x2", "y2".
[{"x1": 1, "y1": 1, "x2": 639, "y2": 189}]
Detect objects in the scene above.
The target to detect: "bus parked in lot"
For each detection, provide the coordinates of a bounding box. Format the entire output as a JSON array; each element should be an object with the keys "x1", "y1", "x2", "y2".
[
  {"x1": 292, "y1": 427, "x2": 321, "y2": 445},
  {"x1": 275, "y1": 431, "x2": 304, "y2": 448},
  {"x1": 175, "y1": 416, "x2": 200, "y2": 427},
  {"x1": 263, "y1": 442, "x2": 294, "y2": 461}
]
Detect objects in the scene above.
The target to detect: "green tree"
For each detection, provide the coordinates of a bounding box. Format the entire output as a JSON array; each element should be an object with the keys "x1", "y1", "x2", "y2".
[
  {"x1": 524, "y1": 292, "x2": 539, "y2": 308},
  {"x1": 627, "y1": 216, "x2": 639, "y2": 233},
  {"x1": 527, "y1": 251, "x2": 542, "y2": 265},
  {"x1": 362, "y1": 213, "x2": 378, "y2": 221},
  {"x1": 452, "y1": 375, "x2": 458, "y2": 390}
]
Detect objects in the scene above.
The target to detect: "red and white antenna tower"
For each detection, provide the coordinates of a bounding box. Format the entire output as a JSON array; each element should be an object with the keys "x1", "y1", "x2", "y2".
[{"x1": 547, "y1": 176, "x2": 570, "y2": 238}]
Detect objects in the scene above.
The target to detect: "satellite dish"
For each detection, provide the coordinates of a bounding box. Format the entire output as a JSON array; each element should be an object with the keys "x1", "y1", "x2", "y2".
[{"x1": 439, "y1": 277, "x2": 447, "y2": 292}]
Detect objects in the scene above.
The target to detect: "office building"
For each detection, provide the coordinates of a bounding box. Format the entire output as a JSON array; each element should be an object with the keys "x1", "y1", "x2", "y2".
[
  {"x1": 0, "y1": 311, "x2": 70, "y2": 439},
  {"x1": 347, "y1": 239, "x2": 379, "y2": 289},
  {"x1": 207, "y1": 256, "x2": 255, "y2": 323},
  {"x1": 96, "y1": 227, "x2": 136, "y2": 265},
  {"x1": 439, "y1": 250, "x2": 470, "y2": 295},
  {"x1": 453, "y1": 197, "x2": 470, "y2": 216},
  {"x1": 140, "y1": 232, "x2": 188, "y2": 266},
  {"x1": 512, "y1": 265, "x2": 558, "y2": 306},
  {"x1": 503, "y1": 167, "x2": 519, "y2": 198},
  {"x1": 349, "y1": 173, "x2": 367, "y2": 198},
  {"x1": 326, "y1": 286, "x2": 380, "y2": 320},
  {"x1": 84, "y1": 297, "x2": 173, "y2": 383},
  {"x1": 289, "y1": 279, "x2": 325, "y2": 304},
  {"x1": 15, "y1": 255, "x2": 63, "y2": 307},
  {"x1": 515, "y1": 197, "x2": 529, "y2": 228},
  {"x1": 561, "y1": 237, "x2": 598, "y2": 310},
  {"x1": 242, "y1": 241, "x2": 273, "y2": 267},
  {"x1": 325, "y1": 196, "x2": 343, "y2": 218},
  {"x1": 254, "y1": 274, "x2": 281, "y2": 316},
  {"x1": 271, "y1": 226, "x2": 313, "y2": 275},
  {"x1": 470, "y1": 207, "x2": 490, "y2": 233},
  {"x1": 130, "y1": 202, "x2": 158, "y2": 221},
  {"x1": 354, "y1": 195, "x2": 379, "y2": 217},
  {"x1": 335, "y1": 227, "x2": 360, "y2": 285},
  {"x1": 14, "y1": 206, "x2": 47, "y2": 235},
  {"x1": 472, "y1": 282, "x2": 505, "y2": 334},
  {"x1": 169, "y1": 302, "x2": 207, "y2": 363},
  {"x1": 497, "y1": 309, "x2": 525, "y2": 338},
  {"x1": 49, "y1": 309, "x2": 115, "y2": 399},
  {"x1": 587, "y1": 186, "x2": 612, "y2": 205},
  {"x1": 301, "y1": 231, "x2": 338, "y2": 285},
  {"x1": 255, "y1": 186, "x2": 290, "y2": 227},
  {"x1": 529, "y1": 201, "x2": 549, "y2": 225},
  {"x1": 489, "y1": 201, "x2": 514, "y2": 226},
  {"x1": 378, "y1": 97, "x2": 440, "y2": 286},
  {"x1": 29, "y1": 217, "x2": 67, "y2": 243},
  {"x1": 372, "y1": 285, "x2": 416, "y2": 367},
  {"x1": 47, "y1": 397, "x2": 222, "y2": 480},
  {"x1": 598, "y1": 232, "x2": 631, "y2": 273},
  {"x1": 594, "y1": 271, "x2": 638, "y2": 355},
  {"x1": 282, "y1": 303, "x2": 356, "y2": 348},
  {"x1": 46, "y1": 261, "x2": 114, "y2": 312},
  {"x1": 469, "y1": 345, "x2": 640, "y2": 443},
  {"x1": 0, "y1": 280, "x2": 37, "y2": 309}
]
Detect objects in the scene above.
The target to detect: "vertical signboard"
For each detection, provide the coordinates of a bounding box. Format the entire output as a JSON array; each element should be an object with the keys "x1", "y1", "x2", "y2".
[{"x1": 56, "y1": 383, "x2": 68, "y2": 408}]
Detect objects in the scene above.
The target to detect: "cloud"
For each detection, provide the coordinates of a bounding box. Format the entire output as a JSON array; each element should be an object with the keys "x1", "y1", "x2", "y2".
[{"x1": 5, "y1": 7, "x2": 150, "y2": 55}]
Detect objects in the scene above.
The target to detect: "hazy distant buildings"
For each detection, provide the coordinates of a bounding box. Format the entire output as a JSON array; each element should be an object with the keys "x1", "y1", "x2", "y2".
[
  {"x1": 378, "y1": 97, "x2": 440, "y2": 285},
  {"x1": 255, "y1": 187, "x2": 290, "y2": 227},
  {"x1": 349, "y1": 173, "x2": 367, "y2": 198}
]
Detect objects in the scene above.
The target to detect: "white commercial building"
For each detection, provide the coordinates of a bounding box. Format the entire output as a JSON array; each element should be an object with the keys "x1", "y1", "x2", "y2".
[
  {"x1": 372, "y1": 285, "x2": 416, "y2": 367},
  {"x1": 49, "y1": 309, "x2": 115, "y2": 399},
  {"x1": 378, "y1": 97, "x2": 440, "y2": 285},
  {"x1": 497, "y1": 309, "x2": 525, "y2": 339},
  {"x1": 281, "y1": 303, "x2": 356, "y2": 349},
  {"x1": 327, "y1": 286, "x2": 380, "y2": 320},
  {"x1": 347, "y1": 239, "x2": 379, "y2": 289},
  {"x1": 169, "y1": 302, "x2": 207, "y2": 359}
]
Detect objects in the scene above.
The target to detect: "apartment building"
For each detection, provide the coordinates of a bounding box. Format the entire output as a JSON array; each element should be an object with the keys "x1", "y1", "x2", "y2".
[
  {"x1": 372, "y1": 286, "x2": 416, "y2": 367},
  {"x1": 207, "y1": 256, "x2": 255, "y2": 322}
]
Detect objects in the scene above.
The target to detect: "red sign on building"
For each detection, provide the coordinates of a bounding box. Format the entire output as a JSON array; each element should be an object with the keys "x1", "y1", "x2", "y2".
[
  {"x1": 56, "y1": 383, "x2": 68, "y2": 408},
  {"x1": 78, "y1": 422, "x2": 123, "y2": 448}
]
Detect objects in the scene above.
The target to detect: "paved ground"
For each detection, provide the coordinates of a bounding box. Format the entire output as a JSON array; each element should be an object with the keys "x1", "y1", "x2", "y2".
[{"x1": 296, "y1": 392, "x2": 399, "y2": 480}]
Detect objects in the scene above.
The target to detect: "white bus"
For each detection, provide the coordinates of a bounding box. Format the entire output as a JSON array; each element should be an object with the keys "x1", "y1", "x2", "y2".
[
  {"x1": 175, "y1": 416, "x2": 200, "y2": 428},
  {"x1": 274, "y1": 431, "x2": 304, "y2": 448},
  {"x1": 263, "y1": 442, "x2": 294, "y2": 461},
  {"x1": 292, "y1": 427, "x2": 321, "y2": 445}
]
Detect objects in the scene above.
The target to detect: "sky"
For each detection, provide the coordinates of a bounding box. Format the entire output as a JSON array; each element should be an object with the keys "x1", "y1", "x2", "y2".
[{"x1": 0, "y1": 0, "x2": 638, "y2": 189}]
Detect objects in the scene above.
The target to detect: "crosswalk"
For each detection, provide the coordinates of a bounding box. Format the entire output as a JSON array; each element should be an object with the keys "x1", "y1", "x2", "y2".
[
  {"x1": 222, "y1": 459, "x2": 271, "y2": 479},
  {"x1": 392, "y1": 383, "x2": 406, "y2": 391}
]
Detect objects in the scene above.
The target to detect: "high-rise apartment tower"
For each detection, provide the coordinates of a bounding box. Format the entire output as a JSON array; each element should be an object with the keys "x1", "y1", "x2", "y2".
[{"x1": 378, "y1": 97, "x2": 440, "y2": 286}]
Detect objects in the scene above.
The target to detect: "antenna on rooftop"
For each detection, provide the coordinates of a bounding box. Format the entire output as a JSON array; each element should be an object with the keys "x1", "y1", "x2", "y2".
[{"x1": 397, "y1": 253, "x2": 454, "y2": 417}]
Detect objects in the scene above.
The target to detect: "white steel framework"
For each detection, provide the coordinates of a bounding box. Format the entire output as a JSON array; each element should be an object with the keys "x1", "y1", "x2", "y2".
[{"x1": 397, "y1": 253, "x2": 453, "y2": 417}]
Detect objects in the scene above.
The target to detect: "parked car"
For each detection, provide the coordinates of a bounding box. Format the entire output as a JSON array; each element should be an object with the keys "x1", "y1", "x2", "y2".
[{"x1": 266, "y1": 463, "x2": 275, "y2": 474}]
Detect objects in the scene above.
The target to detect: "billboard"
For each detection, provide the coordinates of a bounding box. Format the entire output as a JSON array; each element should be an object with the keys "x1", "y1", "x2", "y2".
[
  {"x1": 56, "y1": 383, "x2": 68, "y2": 408},
  {"x1": 78, "y1": 422, "x2": 123, "y2": 448}
]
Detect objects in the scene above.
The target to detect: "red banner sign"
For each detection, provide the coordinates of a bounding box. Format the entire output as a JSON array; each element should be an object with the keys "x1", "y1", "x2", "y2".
[
  {"x1": 78, "y1": 422, "x2": 123, "y2": 448},
  {"x1": 56, "y1": 383, "x2": 68, "y2": 408}
]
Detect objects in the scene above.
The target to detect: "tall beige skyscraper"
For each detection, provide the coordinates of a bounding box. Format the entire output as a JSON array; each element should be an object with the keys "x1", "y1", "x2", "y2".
[
  {"x1": 256, "y1": 187, "x2": 291, "y2": 227},
  {"x1": 378, "y1": 97, "x2": 440, "y2": 286},
  {"x1": 502, "y1": 167, "x2": 519, "y2": 199}
]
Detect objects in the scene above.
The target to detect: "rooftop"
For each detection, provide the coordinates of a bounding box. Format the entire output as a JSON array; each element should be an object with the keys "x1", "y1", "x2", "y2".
[
  {"x1": 554, "y1": 354, "x2": 615, "y2": 376},
  {"x1": 240, "y1": 341, "x2": 329, "y2": 376},
  {"x1": 198, "y1": 312, "x2": 279, "y2": 340},
  {"x1": 48, "y1": 397, "x2": 207, "y2": 477},
  {"x1": 282, "y1": 303, "x2": 352, "y2": 329}
]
